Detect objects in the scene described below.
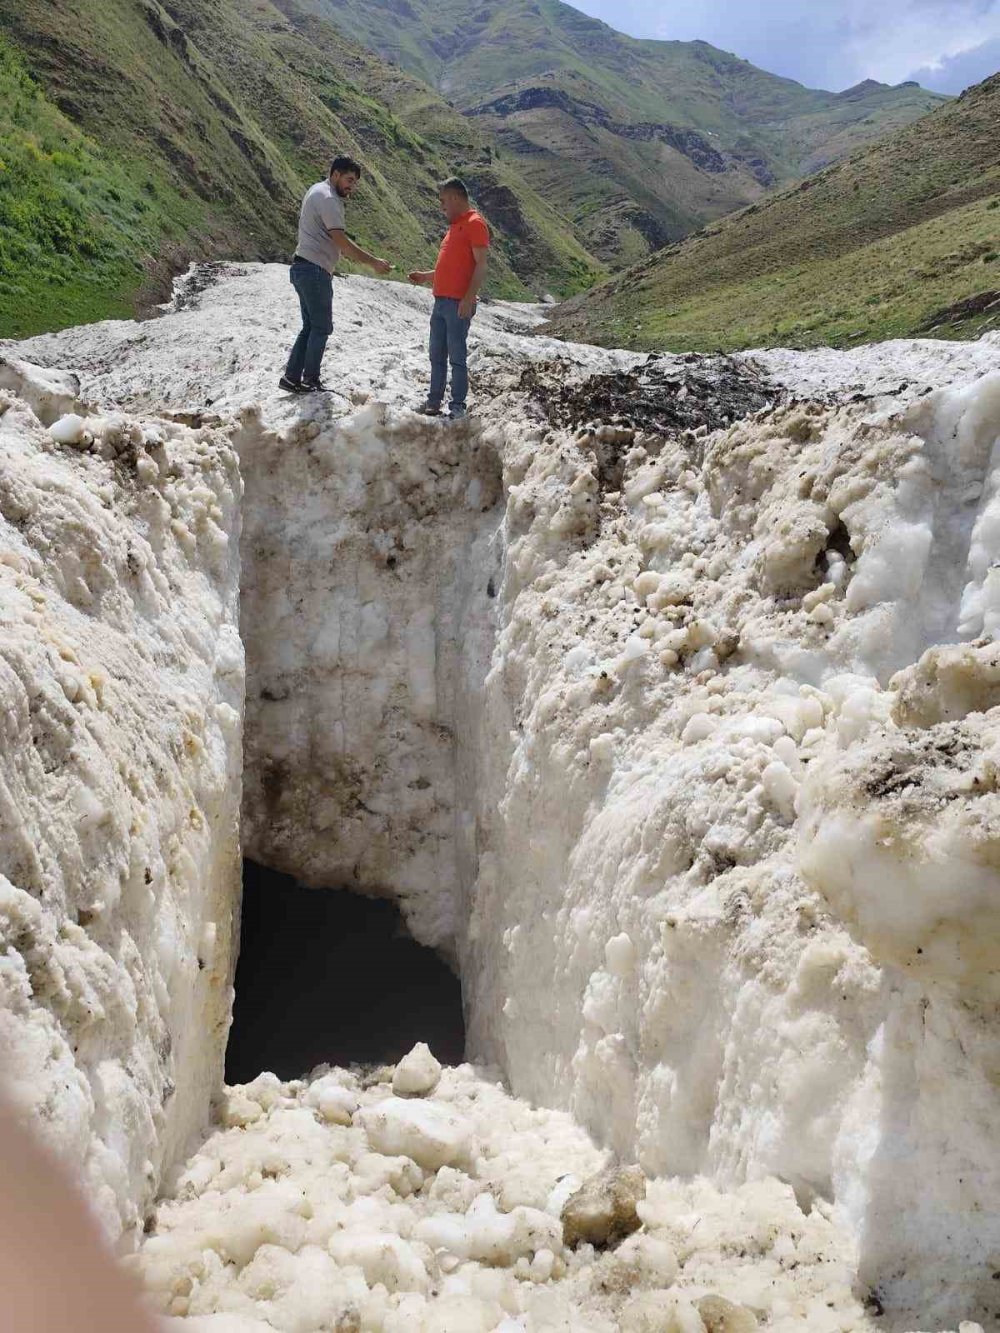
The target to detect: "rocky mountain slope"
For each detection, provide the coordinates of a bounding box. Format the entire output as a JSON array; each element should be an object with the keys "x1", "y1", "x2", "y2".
[
  {"x1": 0, "y1": 0, "x2": 605, "y2": 339},
  {"x1": 313, "y1": 0, "x2": 947, "y2": 267},
  {"x1": 550, "y1": 70, "x2": 1000, "y2": 352},
  {"x1": 4, "y1": 267, "x2": 1000, "y2": 1327}
]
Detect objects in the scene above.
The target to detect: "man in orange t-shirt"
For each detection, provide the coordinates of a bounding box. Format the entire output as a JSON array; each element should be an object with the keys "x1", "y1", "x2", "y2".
[{"x1": 409, "y1": 178, "x2": 490, "y2": 420}]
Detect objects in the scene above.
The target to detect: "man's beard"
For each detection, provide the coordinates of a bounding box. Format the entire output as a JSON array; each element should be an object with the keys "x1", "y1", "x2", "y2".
[{"x1": 335, "y1": 184, "x2": 352, "y2": 199}]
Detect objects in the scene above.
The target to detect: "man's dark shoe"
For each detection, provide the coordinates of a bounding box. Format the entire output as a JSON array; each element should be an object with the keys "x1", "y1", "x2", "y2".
[
  {"x1": 278, "y1": 375, "x2": 306, "y2": 393},
  {"x1": 301, "y1": 379, "x2": 333, "y2": 393},
  {"x1": 448, "y1": 405, "x2": 468, "y2": 422},
  {"x1": 416, "y1": 400, "x2": 442, "y2": 416}
]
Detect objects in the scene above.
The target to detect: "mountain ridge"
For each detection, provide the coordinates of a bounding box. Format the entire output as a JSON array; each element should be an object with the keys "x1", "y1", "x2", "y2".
[
  {"x1": 547, "y1": 70, "x2": 1000, "y2": 351},
  {"x1": 309, "y1": 0, "x2": 948, "y2": 265}
]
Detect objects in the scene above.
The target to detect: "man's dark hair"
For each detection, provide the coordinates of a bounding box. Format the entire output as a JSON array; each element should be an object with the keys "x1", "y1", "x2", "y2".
[
  {"x1": 439, "y1": 176, "x2": 470, "y2": 199},
  {"x1": 330, "y1": 155, "x2": 363, "y2": 178}
]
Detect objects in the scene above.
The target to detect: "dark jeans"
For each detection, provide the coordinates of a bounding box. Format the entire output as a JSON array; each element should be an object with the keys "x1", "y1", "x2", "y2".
[
  {"x1": 428, "y1": 297, "x2": 473, "y2": 410},
  {"x1": 285, "y1": 257, "x2": 333, "y2": 383}
]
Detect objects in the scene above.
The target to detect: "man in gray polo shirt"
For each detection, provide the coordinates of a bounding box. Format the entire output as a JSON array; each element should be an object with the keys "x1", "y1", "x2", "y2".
[{"x1": 280, "y1": 155, "x2": 392, "y2": 394}]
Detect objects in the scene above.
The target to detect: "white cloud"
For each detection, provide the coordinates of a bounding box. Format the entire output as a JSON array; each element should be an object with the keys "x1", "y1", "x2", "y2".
[
  {"x1": 569, "y1": 0, "x2": 1000, "y2": 92},
  {"x1": 905, "y1": 33, "x2": 1000, "y2": 90}
]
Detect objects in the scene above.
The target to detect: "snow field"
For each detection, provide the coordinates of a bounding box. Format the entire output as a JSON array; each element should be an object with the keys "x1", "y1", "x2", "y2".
[{"x1": 5, "y1": 269, "x2": 1000, "y2": 1324}]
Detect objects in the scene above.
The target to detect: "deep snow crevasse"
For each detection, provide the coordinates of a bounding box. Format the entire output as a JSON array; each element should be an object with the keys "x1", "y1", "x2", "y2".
[{"x1": 5, "y1": 271, "x2": 1000, "y2": 1326}]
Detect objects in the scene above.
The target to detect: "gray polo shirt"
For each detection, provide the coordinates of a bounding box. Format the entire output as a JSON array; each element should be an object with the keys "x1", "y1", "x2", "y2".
[{"x1": 296, "y1": 180, "x2": 347, "y2": 273}]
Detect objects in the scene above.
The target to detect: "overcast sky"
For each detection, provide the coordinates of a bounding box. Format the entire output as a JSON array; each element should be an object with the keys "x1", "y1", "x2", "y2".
[{"x1": 569, "y1": 0, "x2": 1000, "y2": 93}]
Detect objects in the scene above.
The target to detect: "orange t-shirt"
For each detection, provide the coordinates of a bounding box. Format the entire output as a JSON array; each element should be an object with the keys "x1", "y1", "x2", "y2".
[{"x1": 433, "y1": 210, "x2": 491, "y2": 300}]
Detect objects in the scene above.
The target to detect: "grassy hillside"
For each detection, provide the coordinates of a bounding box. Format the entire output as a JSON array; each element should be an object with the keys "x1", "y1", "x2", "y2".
[
  {"x1": 548, "y1": 73, "x2": 1000, "y2": 352},
  {"x1": 311, "y1": 0, "x2": 947, "y2": 266},
  {"x1": 0, "y1": 34, "x2": 197, "y2": 335},
  {"x1": 0, "y1": 0, "x2": 604, "y2": 337}
]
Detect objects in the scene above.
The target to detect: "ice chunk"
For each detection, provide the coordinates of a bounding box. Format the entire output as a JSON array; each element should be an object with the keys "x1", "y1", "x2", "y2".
[
  {"x1": 360, "y1": 1097, "x2": 475, "y2": 1171},
  {"x1": 305, "y1": 1076, "x2": 359, "y2": 1126},
  {"x1": 698, "y1": 1294, "x2": 759, "y2": 1331},
  {"x1": 393, "y1": 1042, "x2": 443, "y2": 1097},
  {"x1": 48, "y1": 413, "x2": 89, "y2": 446},
  {"x1": 605, "y1": 933, "x2": 636, "y2": 978},
  {"x1": 561, "y1": 1165, "x2": 646, "y2": 1248}
]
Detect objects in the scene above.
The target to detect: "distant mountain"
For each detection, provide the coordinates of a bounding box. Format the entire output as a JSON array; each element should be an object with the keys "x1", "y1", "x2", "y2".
[
  {"x1": 0, "y1": 0, "x2": 953, "y2": 340},
  {"x1": 548, "y1": 72, "x2": 1000, "y2": 352},
  {"x1": 0, "y1": 0, "x2": 603, "y2": 338},
  {"x1": 309, "y1": 0, "x2": 948, "y2": 267}
]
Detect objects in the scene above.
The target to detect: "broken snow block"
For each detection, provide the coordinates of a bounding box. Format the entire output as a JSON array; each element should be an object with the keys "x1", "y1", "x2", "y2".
[
  {"x1": 48, "y1": 413, "x2": 89, "y2": 447},
  {"x1": 698, "y1": 1294, "x2": 759, "y2": 1332},
  {"x1": 359, "y1": 1097, "x2": 475, "y2": 1171},
  {"x1": 392, "y1": 1041, "x2": 443, "y2": 1097},
  {"x1": 0, "y1": 357, "x2": 80, "y2": 425},
  {"x1": 561, "y1": 1163, "x2": 646, "y2": 1249}
]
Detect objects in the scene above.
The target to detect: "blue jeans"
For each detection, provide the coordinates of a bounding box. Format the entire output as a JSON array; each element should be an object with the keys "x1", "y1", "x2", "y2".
[
  {"x1": 429, "y1": 297, "x2": 472, "y2": 410},
  {"x1": 285, "y1": 258, "x2": 333, "y2": 383}
]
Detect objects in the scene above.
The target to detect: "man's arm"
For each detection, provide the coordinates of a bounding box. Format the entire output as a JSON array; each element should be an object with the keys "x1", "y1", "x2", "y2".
[
  {"x1": 330, "y1": 229, "x2": 392, "y2": 275},
  {"x1": 458, "y1": 246, "x2": 489, "y2": 320},
  {"x1": 407, "y1": 269, "x2": 435, "y2": 287}
]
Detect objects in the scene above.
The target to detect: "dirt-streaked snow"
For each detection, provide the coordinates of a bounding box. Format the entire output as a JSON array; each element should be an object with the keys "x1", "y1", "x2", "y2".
[{"x1": 0, "y1": 365, "x2": 243, "y2": 1238}]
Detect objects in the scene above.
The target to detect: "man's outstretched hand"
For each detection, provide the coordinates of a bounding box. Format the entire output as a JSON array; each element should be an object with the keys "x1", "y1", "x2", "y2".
[
  {"x1": 408, "y1": 271, "x2": 433, "y2": 286},
  {"x1": 372, "y1": 258, "x2": 393, "y2": 276}
]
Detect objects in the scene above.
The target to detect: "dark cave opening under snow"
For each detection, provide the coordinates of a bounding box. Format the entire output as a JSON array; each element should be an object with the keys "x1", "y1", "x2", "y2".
[{"x1": 225, "y1": 861, "x2": 466, "y2": 1084}]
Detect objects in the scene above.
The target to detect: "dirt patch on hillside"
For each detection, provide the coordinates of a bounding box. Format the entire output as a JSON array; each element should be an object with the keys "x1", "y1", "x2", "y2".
[{"x1": 919, "y1": 290, "x2": 1000, "y2": 333}]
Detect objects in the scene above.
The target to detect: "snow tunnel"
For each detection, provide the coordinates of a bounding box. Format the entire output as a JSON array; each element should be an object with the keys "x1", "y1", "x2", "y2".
[{"x1": 226, "y1": 861, "x2": 465, "y2": 1083}]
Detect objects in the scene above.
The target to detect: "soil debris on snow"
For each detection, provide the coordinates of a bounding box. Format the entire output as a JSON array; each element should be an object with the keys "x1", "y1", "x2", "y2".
[{"x1": 515, "y1": 353, "x2": 779, "y2": 438}]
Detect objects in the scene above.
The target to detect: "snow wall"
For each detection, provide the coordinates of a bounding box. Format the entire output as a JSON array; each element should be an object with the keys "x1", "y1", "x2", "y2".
[
  {"x1": 0, "y1": 361, "x2": 244, "y2": 1237},
  {"x1": 4, "y1": 271, "x2": 1000, "y2": 1325}
]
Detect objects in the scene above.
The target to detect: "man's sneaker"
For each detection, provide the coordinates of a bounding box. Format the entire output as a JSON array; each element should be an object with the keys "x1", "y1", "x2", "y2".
[
  {"x1": 416, "y1": 400, "x2": 442, "y2": 417},
  {"x1": 448, "y1": 406, "x2": 468, "y2": 421},
  {"x1": 278, "y1": 375, "x2": 306, "y2": 393},
  {"x1": 301, "y1": 379, "x2": 333, "y2": 393}
]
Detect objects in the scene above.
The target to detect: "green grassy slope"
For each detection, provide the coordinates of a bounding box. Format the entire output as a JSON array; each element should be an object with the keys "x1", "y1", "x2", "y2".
[
  {"x1": 0, "y1": 0, "x2": 604, "y2": 337},
  {"x1": 311, "y1": 0, "x2": 947, "y2": 268},
  {"x1": 0, "y1": 34, "x2": 194, "y2": 335},
  {"x1": 547, "y1": 73, "x2": 1000, "y2": 352}
]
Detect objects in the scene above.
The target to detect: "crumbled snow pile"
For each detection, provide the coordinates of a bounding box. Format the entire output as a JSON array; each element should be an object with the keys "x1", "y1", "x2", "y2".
[
  {"x1": 6, "y1": 268, "x2": 1000, "y2": 1326},
  {"x1": 0, "y1": 363, "x2": 243, "y2": 1238},
  {"x1": 137, "y1": 1052, "x2": 895, "y2": 1333}
]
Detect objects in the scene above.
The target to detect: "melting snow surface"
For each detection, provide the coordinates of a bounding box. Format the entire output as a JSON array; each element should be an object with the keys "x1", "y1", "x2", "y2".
[{"x1": 3, "y1": 265, "x2": 1000, "y2": 1330}]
